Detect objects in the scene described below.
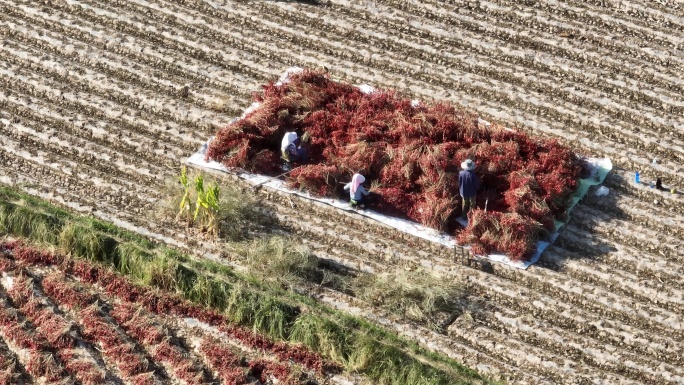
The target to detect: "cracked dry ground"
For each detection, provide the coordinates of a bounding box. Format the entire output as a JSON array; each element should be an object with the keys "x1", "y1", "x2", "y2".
[{"x1": 1, "y1": 0, "x2": 684, "y2": 383}]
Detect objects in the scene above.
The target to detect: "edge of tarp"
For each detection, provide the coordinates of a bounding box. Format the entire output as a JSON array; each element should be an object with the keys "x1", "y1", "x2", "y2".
[{"x1": 187, "y1": 67, "x2": 613, "y2": 270}]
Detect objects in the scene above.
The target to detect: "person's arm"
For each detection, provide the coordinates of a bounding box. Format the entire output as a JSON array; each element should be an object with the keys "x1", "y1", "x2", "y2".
[
  {"x1": 359, "y1": 186, "x2": 370, "y2": 196},
  {"x1": 343, "y1": 183, "x2": 351, "y2": 191}
]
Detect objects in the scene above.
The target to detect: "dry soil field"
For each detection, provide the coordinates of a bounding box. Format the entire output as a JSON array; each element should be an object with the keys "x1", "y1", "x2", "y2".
[{"x1": 1, "y1": 0, "x2": 684, "y2": 384}]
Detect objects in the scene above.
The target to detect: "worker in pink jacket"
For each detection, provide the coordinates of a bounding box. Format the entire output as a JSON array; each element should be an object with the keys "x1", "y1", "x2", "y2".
[{"x1": 344, "y1": 173, "x2": 370, "y2": 208}]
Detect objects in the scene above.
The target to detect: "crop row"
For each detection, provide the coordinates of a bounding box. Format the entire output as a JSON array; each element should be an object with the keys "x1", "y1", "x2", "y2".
[
  {"x1": 42, "y1": 271, "x2": 166, "y2": 384},
  {"x1": 5, "y1": 0, "x2": 684, "y2": 188},
  {"x1": 2, "y1": 241, "x2": 329, "y2": 374},
  {"x1": 0, "y1": 185, "x2": 494, "y2": 384},
  {"x1": 2, "y1": 121, "x2": 680, "y2": 382},
  {"x1": 25, "y1": 164, "x2": 684, "y2": 382},
  {"x1": 3, "y1": 271, "x2": 108, "y2": 384},
  {"x1": 2, "y1": 112, "x2": 680, "y2": 384},
  {"x1": 248, "y1": 174, "x2": 684, "y2": 382},
  {"x1": 0, "y1": 260, "x2": 72, "y2": 382},
  {"x1": 142, "y1": 0, "x2": 684, "y2": 160},
  {"x1": 16, "y1": 0, "x2": 684, "y2": 162},
  {"x1": 0, "y1": 246, "x2": 322, "y2": 385},
  {"x1": 0, "y1": 337, "x2": 28, "y2": 384},
  {"x1": 1, "y1": 0, "x2": 683, "y2": 383}
]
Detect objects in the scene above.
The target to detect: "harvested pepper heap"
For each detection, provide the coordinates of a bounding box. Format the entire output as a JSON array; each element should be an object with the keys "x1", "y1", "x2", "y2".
[{"x1": 206, "y1": 69, "x2": 584, "y2": 261}]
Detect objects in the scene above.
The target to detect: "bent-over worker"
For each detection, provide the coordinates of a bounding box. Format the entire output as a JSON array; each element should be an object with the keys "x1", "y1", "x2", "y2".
[
  {"x1": 281, "y1": 132, "x2": 308, "y2": 165},
  {"x1": 344, "y1": 173, "x2": 370, "y2": 208},
  {"x1": 458, "y1": 159, "x2": 480, "y2": 217}
]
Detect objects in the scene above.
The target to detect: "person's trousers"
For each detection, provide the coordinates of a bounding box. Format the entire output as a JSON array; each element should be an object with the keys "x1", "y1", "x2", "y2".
[
  {"x1": 350, "y1": 196, "x2": 364, "y2": 207},
  {"x1": 462, "y1": 196, "x2": 475, "y2": 216}
]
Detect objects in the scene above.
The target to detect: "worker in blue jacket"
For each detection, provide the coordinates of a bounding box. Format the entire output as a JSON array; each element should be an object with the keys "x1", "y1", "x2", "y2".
[{"x1": 458, "y1": 159, "x2": 480, "y2": 217}]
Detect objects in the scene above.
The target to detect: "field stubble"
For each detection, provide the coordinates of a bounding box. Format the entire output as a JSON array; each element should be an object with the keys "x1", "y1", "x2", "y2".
[{"x1": 0, "y1": 0, "x2": 683, "y2": 383}]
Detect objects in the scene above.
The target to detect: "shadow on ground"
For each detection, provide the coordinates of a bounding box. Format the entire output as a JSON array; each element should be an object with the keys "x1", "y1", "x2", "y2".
[{"x1": 539, "y1": 168, "x2": 630, "y2": 270}]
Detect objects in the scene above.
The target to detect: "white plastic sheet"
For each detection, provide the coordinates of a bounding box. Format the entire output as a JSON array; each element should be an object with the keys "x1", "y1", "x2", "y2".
[{"x1": 187, "y1": 67, "x2": 613, "y2": 269}]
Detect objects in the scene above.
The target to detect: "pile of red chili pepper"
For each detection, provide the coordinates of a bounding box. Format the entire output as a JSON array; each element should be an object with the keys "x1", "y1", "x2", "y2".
[{"x1": 207, "y1": 69, "x2": 584, "y2": 261}]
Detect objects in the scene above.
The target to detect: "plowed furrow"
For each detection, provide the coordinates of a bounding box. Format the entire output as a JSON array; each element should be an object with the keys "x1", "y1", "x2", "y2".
[
  {"x1": 0, "y1": 29, "x2": 210, "y2": 147},
  {"x1": 310, "y1": 0, "x2": 684, "y2": 113},
  {"x1": 160, "y1": 0, "x2": 681, "y2": 169},
  {"x1": 0, "y1": 91, "x2": 171, "y2": 185},
  {"x1": 0, "y1": 98, "x2": 177, "y2": 178},
  {"x1": 553, "y1": 232, "x2": 684, "y2": 300},
  {"x1": 544, "y1": 251, "x2": 684, "y2": 316},
  {"x1": 372, "y1": 0, "x2": 684, "y2": 94},
  {"x1": 0, "y1": 57, "x2": 199, "y2": 156},
  {"x1": 0, "y1": 0, "x2": 682, "y2": 383},
  {"x1": 487, "y1": 307, "x2": 683, "y2": 384},
  {"x1": 583, "y1": 194, "x2": 684, "y2": 234},
  {"x1": 505, "y1": 266, "x2": 684, "y2": 338},
  {"x1": 0, "y1": 20, "x2": 244, "y2": 127},
  {"x1": 544, "y1": 243, "x2": 684, "y2": 294},
  {"x1": 192, "y1": 194, "x2": 678, "y2": 380},
  {"x1": 567, "y1": 211, "x2": 684, "y2": 266},
  {"x1": 224, "y1": 174, "x2": 684, "y2": 336},
  {"x1": 256, "y1": 182, "x2": 684, "y2": 375},
  {"x1": 30, "y1": 0, "x2": 284, "y2": 84},
  {"x1": 601, "y1": 172, "x2": 684, "y2": 214},
  {"x1": 164, "y1": 0, "x2": 684, "y2": 156},
  {"x1": 0, "y1": 1, "x2": 259, "y2": 104},
  {"x1": 311, "y1": 287, "x2": 546, "y2": 384},
  {"x1": 466, "y1": 272, "x2": 684, "y2": 370},
  {"x1": 29, "y1": 0, "x2": 684, "y2": 178},
  {"x1": 0, "y1": 121, "x2": 164, "y2": 194},
  {"x1": 267, "y1": 188, "x2": 684, "y2": 343},
  {"x1": 567, "y1": 0, "x2": 684, "y2": 33},
  {"x1": 461, "y1": 262, "x2": 684, "y2": 361},
  {"x1": 0, "y1": 75, "x2": 189, "y2": 166},
  {"x1": 0, "y1": 147, "x2": 157, "y2": 217},
  {"x1": 449, "y1": 324, "x2": 649, "y2": 384},
  {"x1": 450, "y1": 0, "x2": 684, "y2": 70}
]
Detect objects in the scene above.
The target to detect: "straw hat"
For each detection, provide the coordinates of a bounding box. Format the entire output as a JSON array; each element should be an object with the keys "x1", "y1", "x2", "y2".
[{"x1": 461, "y1": 159, "x2": 476, "y2": 171}]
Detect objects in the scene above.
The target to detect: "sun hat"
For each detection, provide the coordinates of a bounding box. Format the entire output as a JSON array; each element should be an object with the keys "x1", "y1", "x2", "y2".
[
  {"x1": 461, "y1": 159, "x2": 476, "y2": 171},
  {"x1": 350, "y1": 173, "x2": 365, "y2": 195},
  {"x1": 281, "y1": 132, "x2": 298, "y2": 152}
]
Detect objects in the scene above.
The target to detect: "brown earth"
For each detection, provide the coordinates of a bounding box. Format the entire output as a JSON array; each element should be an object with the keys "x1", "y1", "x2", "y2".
[{"x1": 0, "y1": 0, "x2": 683, "y2": 383}]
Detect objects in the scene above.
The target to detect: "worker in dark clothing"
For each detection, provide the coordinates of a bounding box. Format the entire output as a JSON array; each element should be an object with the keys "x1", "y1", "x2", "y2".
[
  {"x1": 281, "y1": 132, "x2": 308, "y2": 169},
  {"x1": 458, "y1": 159, "x2": 480, "y2": 217}
]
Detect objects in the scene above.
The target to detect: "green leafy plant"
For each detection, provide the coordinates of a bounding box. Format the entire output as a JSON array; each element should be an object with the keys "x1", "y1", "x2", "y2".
[
  {"x1": 174, "y1": 169, "x2": 221, "y2": 238},
  {"x1": 193, "y1": 174, "x2": 205, "y2": 223},
  {"x1": 203, "y1": 183, "x2": 220, "y2": 237},
  {"x1": 177, "y1": 166, "x2": 192, "y2": 223}
]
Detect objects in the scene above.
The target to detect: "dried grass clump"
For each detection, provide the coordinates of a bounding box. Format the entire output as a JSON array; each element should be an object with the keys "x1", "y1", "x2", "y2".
[
  {"x1": 235, "y1": 236, "x2": 319, "y2": 290},
  {"x1": 357, "y1": 269, "x2": 462, "y2": 327}
]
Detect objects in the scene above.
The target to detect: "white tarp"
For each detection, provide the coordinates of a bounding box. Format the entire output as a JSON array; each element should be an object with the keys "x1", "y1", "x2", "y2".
[{"x1": 187, "y1": 67, "x2": 613, "y2": 269}]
